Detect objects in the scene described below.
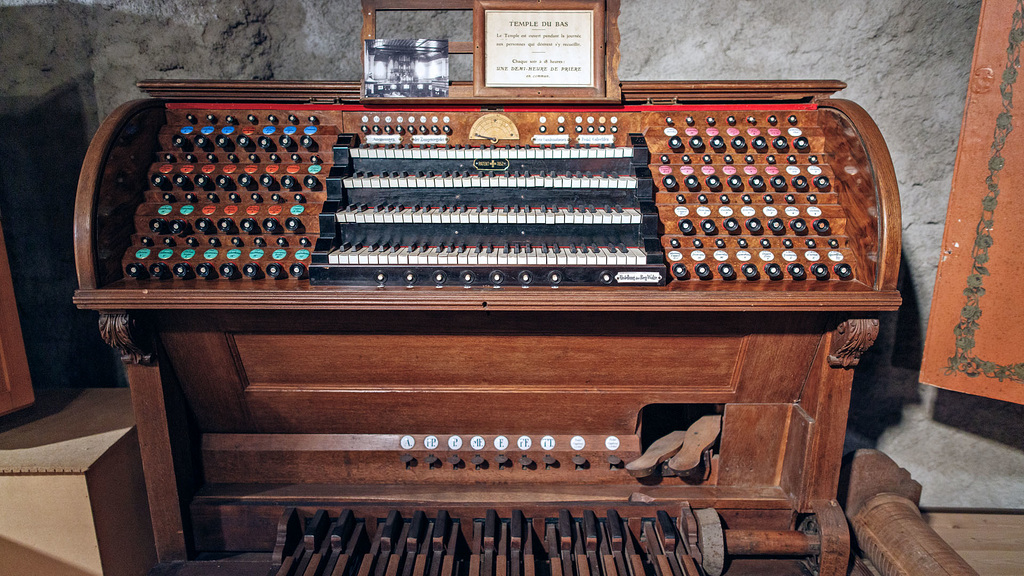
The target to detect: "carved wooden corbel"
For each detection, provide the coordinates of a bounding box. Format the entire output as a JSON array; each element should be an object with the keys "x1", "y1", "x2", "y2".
[
  {"x1": 828, "y1": 318, "x2": 879, "y2": 368},
  {"x1": 98, "y1": 312, "x2": 153, "y2": 365}
]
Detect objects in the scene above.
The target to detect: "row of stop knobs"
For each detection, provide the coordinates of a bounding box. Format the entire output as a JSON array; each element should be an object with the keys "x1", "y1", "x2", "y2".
[
  {"x1": 148, "y1": 216, "x2": 305, "y2": 235},
  {"x1": 679, "y1": 217, "x2": 830, "y2": 236},
  {"x1": 152, "y1": 173, "x2": 319, "y2": 192},
  {"x1": 672, "y1": 261, "x2": 852, "y2": 281},
  {"x1": 399, "y1": 453, "x2": 619, "y2": 470},
  {"x1": 667, "y1": 134, "x2": 809, "y2": 153},
  {"x1": 663, "y1": 174, "x2": 829, "y2": 193},
  {"x1": 127, "y1": 261, "x2": 307, "y2": 280},
  {"x1": 170, "y1": 132, "x2": 317, "y2": 153}
]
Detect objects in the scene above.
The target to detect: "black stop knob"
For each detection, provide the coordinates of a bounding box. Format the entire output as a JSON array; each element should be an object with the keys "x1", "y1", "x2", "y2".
[
  {"x1": 170, "y1": 262, "x2": 191, "y2": 279},
  {"x1": 731, "y1": 136, "x2": 747, "y2": 151},
  {"x1": 792, "y1": 175, "x2": 809, "y2": 191},
  {"x1": 745, "y1": 218, "x2": 764, "y2": 234},
  {"x1": 236, "y1": 134, "x2": 252, "y2": 148},
  {"x1": 771, "y1": 176, "x2": 787, "y2": 191},
  {"x1": 194, "y1": 174, "x2": 211, "y2": 190},
  {"x1": 710, "y1": 135, "x2": 726, "y2": 150},
  {"x1": 718, "y1": 263, "x2": 736, "y2": 280},
  {"x1": 813, "y1": 218, "x2": 831, "y2": 234},
  {"x1": 171, "y1": 134, "x2": 189, "y2": 149},
  {"x1": 257, "y1": 136, "x2": 273, "y2": 150},
  {"x1": 794, "y1": 136, "x2": 810, "y2": 151},
  {"x1": 279, "y1": 135, "x2": 294, "y2": 149},
  {"x1": 172, "y1": 174, "x2": 192, "y2": 189},
  {"x1": 811, "y1": 263, "x2": 830, "y2": 280},
  {"x1": 242, "y1": 263, "x2": 261, "y2": 278},
  {"x1": 262, "y1": 218, "x2": 282, "y2": 234},
  {"x1": 125, "y1": 262, "x2": 147, "y2": 279},
  {"x1": 767, "y1": 217, "x2": 786, "y2": 234},
  {"x1": 765, "y1": 263, "x2": 784, "y2": 280},
  {"x1": 671, "y1": 263, "x2": 689, "y2": 279},
  {"x1": 689, "y1": 135, "x2": 705, "y2": 150},
  {"x1": 259, "y1": 174, "x2": 275, "y2": 188},
  {"x1": 217, "y1": 218, "x2": 236, "y2": 233},
  {"x1": 705, "y1": 175, "x2": 722, "y2": 190},
  {"x1": 289, "y1": 262, "x2": 307, "y2": 278},
  {"x1": 215, "y1": 175, "x2": 233, "y2": 190},
  {"x1": 684, "y1": 175, "x2": 701, "y2": 191},
  {"x1": 299, "y1": 135, "x2": 315, "y2": 150},
  {"x1": 266, "y1": 263, "x2": 285, "y2": 279},
  {"x1": 749, "y1": 175, "x2": 766, "y2": 191},
  {"x1": 772, "y1": 136, "x2": 789, "y2": 151},
  {"x1": 723, "y1": 217, "x2": 741, "y2": 234},
  {"x1": 239, "y1": 218, "x2": 260, "y2": 234},
  {"x1": 834, "y1": 263, "x2": 853, "y2": 279},
  {"x1": 788, "y1": 263, "x2": 806, "y2": 280},
  {"x1": 814, "y1": 175, "x2": 831, "y2": 190},
  {"x1": 662, "y1": 175, "x2": 678, "y2": 190},
  {"x1": 214, "y1": 134, "x2": 233, "y2": 150},
  {"x1": 678, "y1": 218, "x2": 695, "y2": 235},
  {"x1": 194, "y1": 218, "x2": 214, "y2": 234},
  {"x1": 789, "y1": 218, "x2": 808, "y2": 234},
  {"x1": 196, "y1": 262, "x2": 216, "y2": 279},
  {"x1": 741, "y1": 263, "x2": 759, "y2": 280},
  {"x1": 281, "y1": 175, "x2": 297, "y2": 190},
  {"x1": 148, "y1": 262, "x2": 170, "y2": 279},
  {"x1": 284, "y1": 217, "x2": 303, "y2": 232},
  {"x1": 694, "y1": 262, "x2": 713, "y2": 280},
  {"x1": 151, "y1": 174, "x2": 169, "y2": 189},
  {"x1": 752, "y1": 136, "x2": 768, "y2": 151},
  {"x1": 237, "y1": 173, "x2": 254, "y2": 188},
  {"x1": 168, "y1": 219, "x2": 190, "y2": 235},
  {"x1": 668, "y1": 135, "x2": 683, "y2": 149},
  {"x1": 700, "y1": 219, "x2": 718, "y2": 235},
  {"x1": 149, "y1": 218, "x2": 168, "y2": 234},
  {"x1": 728, "y1": 175, "x2": 743, "y2": 191},
  {"x1": 193, "y1": 135, "x2": 211, "y2": 150},
  {"x1": 303, "y1": 175, "x2": 319, "y2": 189},
  {"x1": 219, "y1": 262, "x2": 239, "y2": 279}
]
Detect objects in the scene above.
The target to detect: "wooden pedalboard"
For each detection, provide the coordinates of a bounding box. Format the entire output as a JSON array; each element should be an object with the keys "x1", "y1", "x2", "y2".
[{"x1": 74, "y1": 80, "x2": 900, "y2": 576}]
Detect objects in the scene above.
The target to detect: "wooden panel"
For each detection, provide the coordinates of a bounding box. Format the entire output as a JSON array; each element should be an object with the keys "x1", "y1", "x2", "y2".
[
  {"x1": 922, "y1": 0, "x2": 1024, "y2": 404},
  {"x1": 235, "y1": 333, "x2": 742, "y2": 392},
  {"x1": 717, "y1": 404, "x2": 792, "y2": 487},
  {"x1": 160, "y1": 330, "x2": 253, "y2": 432},
  {"x1": 0, "y1": 215, "x2": 33, "y2": 417}
]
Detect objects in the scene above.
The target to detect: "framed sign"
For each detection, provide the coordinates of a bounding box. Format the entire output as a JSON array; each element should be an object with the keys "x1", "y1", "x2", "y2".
[{"x1": 473, "y1": 0, "x2": 618, "y2": 100}]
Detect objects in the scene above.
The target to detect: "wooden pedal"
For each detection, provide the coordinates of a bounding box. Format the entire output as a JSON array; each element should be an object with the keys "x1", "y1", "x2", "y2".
[
  {"x1": 624, "y1": 430, "x2": 688, "y2": 478},
  {"x1": 666, "y1": 415, "x2": 721, "y2": 483}
]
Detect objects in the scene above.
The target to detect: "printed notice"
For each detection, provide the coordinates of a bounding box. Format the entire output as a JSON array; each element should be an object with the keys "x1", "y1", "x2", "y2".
[{"x1": 485, "y1": 10, "x2": 593, "y2": 88}]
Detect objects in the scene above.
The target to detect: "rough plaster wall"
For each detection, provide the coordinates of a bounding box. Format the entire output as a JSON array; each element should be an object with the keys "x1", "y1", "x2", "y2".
[{"x1": 0, "y1": 0, "x2": 1021, "y2": 507}]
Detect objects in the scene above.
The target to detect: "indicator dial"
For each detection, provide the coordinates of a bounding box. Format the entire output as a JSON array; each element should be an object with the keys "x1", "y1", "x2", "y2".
[{"x1": 469, "y1": 113, "x2": 520, "y2": 142}]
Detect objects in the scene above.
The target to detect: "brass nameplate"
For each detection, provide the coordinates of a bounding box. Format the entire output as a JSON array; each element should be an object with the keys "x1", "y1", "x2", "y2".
[{"x1": 474, "y1": 158, "x2": 510, "y2": 171}]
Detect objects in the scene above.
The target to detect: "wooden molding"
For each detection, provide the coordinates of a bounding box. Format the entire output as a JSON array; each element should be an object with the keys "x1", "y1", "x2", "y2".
[
  {"x1": 828, "y1": 318, "x2": 879, "y2": 368},
  {"x1": 98, "y1": 312, "x2": 153, "y2": 365}
]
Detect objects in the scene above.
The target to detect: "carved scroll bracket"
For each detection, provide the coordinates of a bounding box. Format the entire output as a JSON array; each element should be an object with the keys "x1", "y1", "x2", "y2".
[
  {"x1": 99, "y1": 311, "x2": 153, "y2": 365},
  {"x1": 828, "y1": 318, "x2": 879, "y2": 368}
]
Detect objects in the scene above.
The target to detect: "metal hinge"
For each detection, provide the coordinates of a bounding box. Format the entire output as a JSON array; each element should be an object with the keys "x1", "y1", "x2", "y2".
[
  {"x1": 309, "y1": 96, "x2": 340, "y2": 104},
  {"x1": 645, "y1": 97, "x2": 679, "y2": 105}
]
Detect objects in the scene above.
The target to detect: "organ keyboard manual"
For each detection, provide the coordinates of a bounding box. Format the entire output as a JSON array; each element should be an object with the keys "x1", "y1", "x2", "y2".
[{"x1": 72, "y1": 1, "x2": 901, "y2": 575}]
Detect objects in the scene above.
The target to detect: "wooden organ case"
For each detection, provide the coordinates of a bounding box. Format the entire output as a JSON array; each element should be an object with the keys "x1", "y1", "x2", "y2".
[{"x1": 73, "y1": 74, "x2": 900, "y2": 575}]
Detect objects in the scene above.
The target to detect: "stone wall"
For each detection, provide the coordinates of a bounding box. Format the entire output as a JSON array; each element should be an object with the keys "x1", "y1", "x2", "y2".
[{"x1": 1, "y1": 0, "x2": 1020, "y2": 507}]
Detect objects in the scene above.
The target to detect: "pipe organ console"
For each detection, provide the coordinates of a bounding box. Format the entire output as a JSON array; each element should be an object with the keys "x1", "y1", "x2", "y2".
[{"x1": 74, "y1": 79, "x2": 901, "y2": 576}]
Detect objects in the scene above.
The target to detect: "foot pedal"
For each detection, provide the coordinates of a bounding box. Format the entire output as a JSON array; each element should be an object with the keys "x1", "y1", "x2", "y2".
[
  {"x1": 666, "y1": 415, "x2": 721, "y2": 482},
  {"x1": 624, "y1": 430, "x2": 688, "y2": 478}
]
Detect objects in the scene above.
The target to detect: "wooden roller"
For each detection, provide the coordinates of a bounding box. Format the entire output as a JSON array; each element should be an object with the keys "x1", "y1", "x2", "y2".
[{"x1": 842, "y1": 450, "x2": 978, "y2": 576}]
